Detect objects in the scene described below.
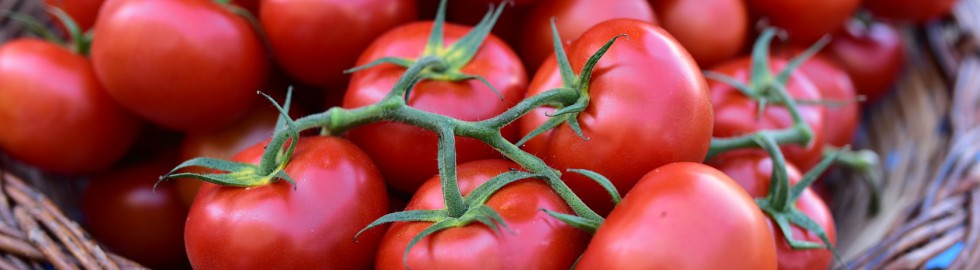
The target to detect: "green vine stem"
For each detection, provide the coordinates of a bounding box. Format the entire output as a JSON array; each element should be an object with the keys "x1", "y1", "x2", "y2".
[{"x1": 1, "y1": 7, "x2": 90, "y2": 55}]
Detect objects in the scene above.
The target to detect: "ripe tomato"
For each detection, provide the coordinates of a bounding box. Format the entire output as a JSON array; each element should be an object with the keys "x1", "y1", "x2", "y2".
[
  {"x1": 343, "y1": 22, "x2": 527, "y2": 196},
  {"x1": 775, "y1": 47, "x2": 858, "y2": 147},
  {"x1": 863, "y1": 0, "x2": 957, "y2": 23},
  {"x1": 746, "y1": 0, "x2": 859, "y2": 44},
  {"x1": 827, "y1": 21, "x2": 904, "y2": 104},
  {"x1": 0, "y1": 39, "x2": 140, "y2": 175},
  {"x1": 184, "y1": 136, "x2": 388, "y2": 269},
  {"x1": 82, "y1": 159, "x2": 189, "y2": 269},
  {"x1": 44, "y1": 0, "x2": 105, "y2": 31},
  {"x1": 376, "y1": 160, "x2": 588, "y2": 269},
  {"x1": 91, "y1": 0, "x2": 268, "y2": 132},
  {"x1": 520, "y1": 19, "x2": 713, "y2": 216},
  {"x1": 576, "y1": 162, "x2": 777, "y2": 269},
  {"x1": 652, "y1": 0, "x2": 748, "y2": 67},
  {"x1": 708, "y1": 57, "x2": 826, "y2": 170},
  {"x1": 260, "y1": 0, "x2": 417, "y2": 88},
  {"x1": 518, "y1": 0, "x2": 656, "y2": 71},
  {"x1": 709, "y1": 152, "x2": 836, "y2": 270}
]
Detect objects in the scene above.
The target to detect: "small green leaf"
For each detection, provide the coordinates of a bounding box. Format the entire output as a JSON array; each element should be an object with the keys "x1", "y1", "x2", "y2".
[
  {"x1": 541, "y1": 209, "x2": 600, "y2": 234},
  {"x1": 464, "y1": 171, "x2": 538, "y2": 206},
  {"x1": 749, "y1": 28, "x2": 778, "y2": 91},
  {"x1": 344, "y1": 57, "x2": 415, "y2": 74},
  {"x1": 770, "y1": 212, "x2": 824, "y2": 249},
  {"x1": 258, "y1": 91, "x2": 300, "y2": 172},
  {"x1": 550, "y1": 18, "x2": 575, "y2": 87},
  {"x1": 565, "y1": 115, "x2": 587, "y2": 141},
  {"x1": 475, "y1": 205, "x2": 513, "y2": 234},
  {"x1": 161, "y1": 157, "x2": 256, "y2": 179},
  {"x1": 444, "y1": 2, "x2": 507, "y2": 68},
  {"x1": 790, "y1": 146, "x2": 846, "y2": 201},
  {"x1": 568, "y1": 169, "x2": 620, "y2": 204},
  {"x1": 355, "y1": 209, "x2": 447, "y2": 240},
  {"x1": 575, "y1": 34, "x2": 626, "y2": 91},
  {"x1": 775, "y1": 36, "x2": 831, "y2": 86},
  {"x1": 273, "y1": 170, "x2": 297, "y2": 190},
  {"x1": 404, "y1": 219, "x2": 460, "y2": 269},
  {"x1": 424, "y1": 0, "x2": 449, "y2": 56},
  {"x1": 515, "y1": 113, "x2": 565, "y2": 146},
  {"x1": 703, "y1": 71, "x2": 753, "y2": 97},
  {"x1": 442, "y1": 72, "x2": 504, "y2": 100}
]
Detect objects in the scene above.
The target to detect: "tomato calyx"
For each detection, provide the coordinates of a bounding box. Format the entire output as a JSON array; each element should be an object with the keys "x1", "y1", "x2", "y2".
[
  {"x1": 2, "y1": 7, "x2": 91, "y2": 55},
  {"x1": 345, "y1": 0, "x2": 510, "y2": 101}
]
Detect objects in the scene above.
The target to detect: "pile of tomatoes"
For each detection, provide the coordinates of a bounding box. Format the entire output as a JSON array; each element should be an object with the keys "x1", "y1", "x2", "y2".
[{"x1": 0, "y1": 0, "x2": 957, "y2": 269}]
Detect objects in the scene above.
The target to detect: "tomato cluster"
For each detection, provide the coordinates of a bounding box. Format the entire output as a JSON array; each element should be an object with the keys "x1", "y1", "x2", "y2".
[{"x1": 0, "y1": 0, "x2": 953, "y2": 269}]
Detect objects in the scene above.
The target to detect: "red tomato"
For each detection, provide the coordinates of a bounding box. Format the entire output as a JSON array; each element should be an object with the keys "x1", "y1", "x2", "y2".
[
  {"x1": 82, "y1": 159, "x2": 189, "y2": 269},
  {"x1": 863, "y1": 0, "x2": 957, "y2": 23},
  {"x1": 233, "y1": 0, "x2": 259, "y2": 14},
  {"x1": 343, "y1": 22, "x2": 527, "y2": 196},
  {"x1": 652, "y1": 0, "x2": 748, "y2": 67},
  {"x1": 184, "y1": 136, "x2": 388, "y2": 269},
  {"x1": 520, "y1": 19, "x2": 713, "y2": 216},
  {"x1": 576, "y1": 162, "x2": 777, "y2": 269},
  {"x1": 261, "y1": 0, "x2": 417, "y2": 88},
  {"x1": 775, "y1": 47, "x2": 859, "y2": 147},
  {"x1": 710, "y1": 153, "x2": 836, "y2": 270},
  {"x1": 827, "y1": 21, "x2": 904, "y2": 104},
  {"x1": 708, "y1": 58, "x2": 826, "y2": 170},
  {"x1": 44, "y1": 0, "x2": 105, "y2": 32},
  {"x1": 0, "y1": 39, "x2": 140, "y2": 174},
  {"x1": 518, "y1": 0, "x2": 656, "y2": 71},
  {"x1": 91, "y1": 0, "x2": 268, "y2": 132},
  {"x1": 746, "y1": 0, "x2": 859, "y2": 44},
  {"x1": 376, "y1": 160, "x2": 588, "y2": 269}
]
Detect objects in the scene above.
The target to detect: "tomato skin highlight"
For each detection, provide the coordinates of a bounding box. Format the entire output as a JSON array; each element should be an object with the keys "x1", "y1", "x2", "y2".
[
  {"x1": 518, "y1": 0, "x2": 656, "y2": 71},
  {"x1": 376, "y1": 160, "x2": 588, "y2": 270},
  {"x1": 82, "y1": 159, "x2": 190, "y2": 269},
  {"x1": 0, "y1": 39, "x2": 140, "y2": 175},
  {"x1": 184, "y1": 136, "x2": 389, "y2": 269},
  {"x1": 520, "y1": 19, "x2": 713, "y2": 216},
  {"x1": 91, "y1": 0, "x2": 269, "y2": 132},
  {"x1": 828, "y1": 21, "x2": 905, "y2": 104},
  {"x1": 260, "y1": 0, "x2": 417, "y2": 88},
  {"x1": 576, "y1": 162, "x2": 777, "y2": 270},
  {"x1": 343, "y1": 22, "x2": 527, "y2": 196},
  {"x1": 746, "y1": 0, "x2": 859, "y2": 44},
  {"x1": 710, "y1": 153, "x2": 836, "y2": 270},
  {"x1": 652, "y1": 0, "x2": 748, "y2": 68}
]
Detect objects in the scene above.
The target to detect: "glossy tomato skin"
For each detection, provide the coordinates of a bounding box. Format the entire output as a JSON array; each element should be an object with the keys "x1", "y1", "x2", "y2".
[
  {"x1": 82, "y1": 160, "x2": 190, "y2": 269},
  {"x1": 708, "y1": 58, "x2": 826, "y2": 170},
  {"x1": 520, "y1": 19, "x2": 713, "y2": 216},
  {"x1": 776, "y1": 48, "x2": 858, "y2": 147},
  {"x1": 185, "y1": 136, "x2": 388, "y2": 269},
  {"x1": 828, "y1": 21, "x2": 904, "y2": 104},
  {"x1": 576, "y1": 162, "x2": 777, "y2": 269},
  {"x1": 710, "y1": 153, "x2": 836, "y2": 270},
  {"x1": 343, "y1": 22, "x2": 527, "y2": 196},
  {"x1": 518, "y1": 0, "x2": 656, "y2": 71},
  {"x1": 376, "y1": 160, "x2": 588, "y2": 270},
  {"x1": 652, "y1": 0, "x2": 748, "y2": 68},
  {"x1": 261, "y1": 0, "x2": 417, "y2": 88},
  {"x1": 746, "y1": 0, "x2": 859, "y2": 44},
  {"x1": 91, "y1": 0, "x2": 268, "y2": 132},
  {"x1": 0, "y1": 39, "x2": 140, "y2": 175},
  {"x1": 44, "y1": 0, "x2": 105, "y2": 32},
  {"x1": 863, "y1": 0, "x2": 956, "y2": 23}
]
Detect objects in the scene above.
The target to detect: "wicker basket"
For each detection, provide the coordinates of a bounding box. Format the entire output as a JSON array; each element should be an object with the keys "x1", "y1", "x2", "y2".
[{"x1": 2, "y1": 0, "x2": 980, "y2": 269}]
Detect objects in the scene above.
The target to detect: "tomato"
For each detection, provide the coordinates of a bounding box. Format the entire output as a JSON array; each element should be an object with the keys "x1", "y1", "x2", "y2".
[
  {"x1": 82, "y1": 159, "x2": 189, "y2": 269},
  {"x1": 827, "y1": 20, "x2": 904, "y2": 104},
  {"x1": 863, "y1": 0, "x2": 956, "y2": 23},
  {"x1": 91, "y1": 0, "x2": 268, "y2": 132},
  {"x1": 652, "y1": 0, "x2": 748, "y2": 67},
  {"x1": 520, "y1": 19, "x2": 713, "y2": 216},
  {"x1": 184, "y1": 136, "x2": 388, "y2": 269},
  {"x1": 376, "y1": 160, "x2": 588, "y2": 269},
  {"x1": 518, "y1": 0, "x2": 656, "y2": 71},
  {"x1": 576, "y1": 162, "x2": 776, "y2": 269},
  {"x1": 233, "y1": 0, "x2": 259, "y2": 14},
  {"x1": 44, "y1": 0, "x2": 105, "y2": 32},
  {"x1": 343, "y1": 22, "x2": 527, "y2": 196},
  {"x1": 708, "y1": 57, "x2": 826, "y2": 170},
  {"x1": 775, "y1": 47, "x2": 858, "y2": 147},
  {"x1": 745, "y1": 0, "x2": 859, "y2": 44},
  {"x1": 709, "y1": 152, "x2": 836, "y2": 270},
  {"x1": 0, "y1": 39, "x2": 140, "y2": 175},
  {"x1": 260, "y1": 0, "x2": 416, "y2": 89}
]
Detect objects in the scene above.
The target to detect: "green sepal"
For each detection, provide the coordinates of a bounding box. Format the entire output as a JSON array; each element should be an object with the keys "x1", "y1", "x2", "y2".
[
  {"x1": 463, "y1": 171, "x2": 538, "y2": 206},
  {"x1": 702, "y1": 71, "x2": 754, "y2": 97},
  {"x1": 541, "y1": 209, "x2": 600, "y2": 234},
  {"x1": 257, "y1": 91, "x2": 300, "y2": 175},
  {"x1": 434, "y1": 71, "x2": 504, "y2": 100},
  {"x1": 344, "y1": 57, "x2": 415, "y2": 74},
  {"x1": 443, "y1": 2, "x2": 508, "y2": 69},
  {"x1": 467, "y1": 204, "x2": 514, "y2": 235},
  {"x1": 424, "y1": 0, "x2": 448, "y2": 56},
  {"x1": 568, "y1": 169, "x2": 621, "y2": 205},
  {"x1": 273, "y1": 87, "x2": 294, "y2": 134},
  {"x1": 748, "y1": 28, "x2": 778, "y2": 92},
  {"x1": 573, "y1": 34, "x2": 626, "y2": 92},
  {"x1": 790, "y1": 146, "x2": 846, "y2": 201},
  {"x1": 354, "y1": 209, "x2": 447, "y2": 240},
  {"x1": 404, "y1": 219, "x2": 461, "y2": 269},
  {"x1": 774, "y1": 36, "x2": 831, "y2": 87},
  {"x1": 156, "y1": 157, "x2": 275, "y2": 188},
  {"x1": 549, "y1": 18, "x2": 575, "y2": 87},
  {"x1": 515, "y1": 108, "x2": 567, "y2": 146}
]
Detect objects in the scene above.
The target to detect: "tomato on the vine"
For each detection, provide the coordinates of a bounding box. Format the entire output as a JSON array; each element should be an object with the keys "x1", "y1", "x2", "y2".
[
  {"x1": 91, "y1": 0, "x2": 268, "y2": 132},
  {"x1": 651, "y1": 0, "x2": 748, "y2": 68},
  {"x1": 828, "y1": 20, "x2": 905, "y2": 104},
  {"x1": 0, "y1": 39, "x2": 140, "y2": 175},
  {"x1": 184, "y1": 136, "x2": 389, "y2": 269},
  {"x1": 376, "y1": 159, "x2": 588, "y2": 269},
  {"x1": 709, "y1": 152, "x2": 836, "y2": 270},
  {"x1": 745, "y1": 0, "x2": 859, "y2": 44},
  {"x1": 343, "y1": 22, "x2": 527, "y2": 196},
  {"x1": 863, "y1": 0, "x2": 957, "y2": 23},
  {"x1": 82, "y1": 159, "x2": 189, "y2": 269},
  {"x1": 520, "y1": 19, "x2": 713, "y2": 216},
  {"x1": 518, "y1": 0, "x2": 656, "y2": 71},
  {"x1": 260, "y1": 0, "x2": 417, "y2": 88},
  {"x1": 576, "y1": 162, "x2": 777, "y2": 269}
]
